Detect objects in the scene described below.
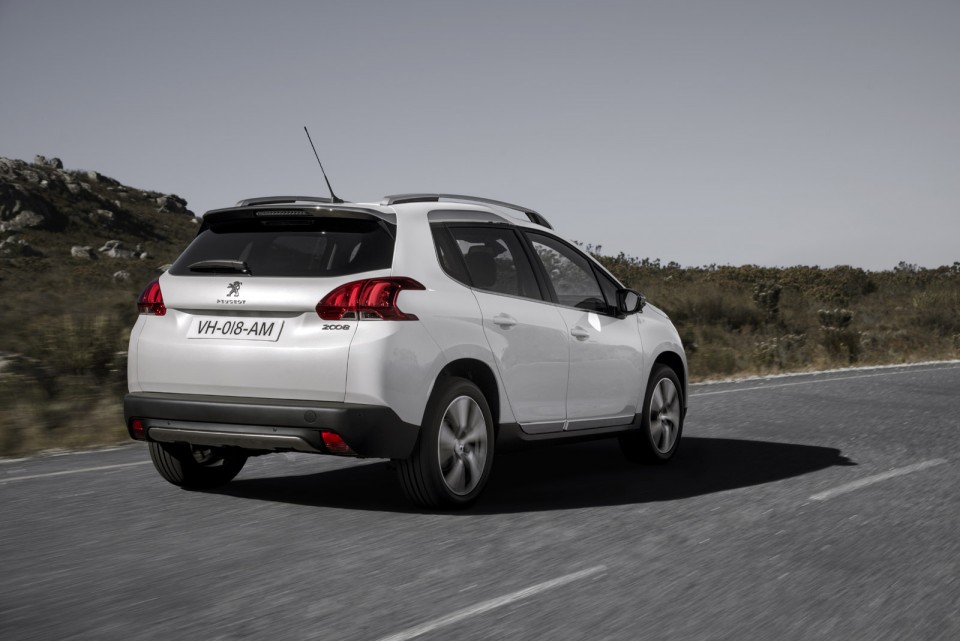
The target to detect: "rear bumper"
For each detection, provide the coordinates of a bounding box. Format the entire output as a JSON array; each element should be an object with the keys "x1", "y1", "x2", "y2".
[{"x1": 123, "y1": 392, "x2": 419, "y2": 459}]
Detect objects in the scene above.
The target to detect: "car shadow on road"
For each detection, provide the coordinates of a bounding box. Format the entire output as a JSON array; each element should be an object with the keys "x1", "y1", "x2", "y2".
[{"x1": 214, "y1": 436, "x2": 856, "y2": 514}]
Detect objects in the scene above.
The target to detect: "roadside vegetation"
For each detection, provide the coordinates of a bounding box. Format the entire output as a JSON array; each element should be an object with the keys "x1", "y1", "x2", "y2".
[
  {"x1": 1, "y1": 156, "x2": 198, "y2": 457},
  {"x1": 3, "y1": 249, "x2": 957, "y2": 458},
  {"x1": 2, "y1": 155, "x2": 957, "y2": 456},
  {"x1": 593, "y1": 251, "x2": 960, "y2": 381},
  {"x1": 0, "y1": 259, "x2": 164, "y2": 457}
]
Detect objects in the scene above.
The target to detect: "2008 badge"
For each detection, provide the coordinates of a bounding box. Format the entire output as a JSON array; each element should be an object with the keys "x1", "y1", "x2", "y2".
[{"x1": 322, "y1": 324, "x2": 351, "y2": 331}]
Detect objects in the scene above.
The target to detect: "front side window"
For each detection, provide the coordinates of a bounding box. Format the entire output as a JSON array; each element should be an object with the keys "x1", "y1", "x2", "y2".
[
  {"x1": 445, "y1": 226, "x2": 542, "y2": 300},
  {"x1": 526, "y1": 233, "x2": 607, "y2": 313},
  {"x1": 595, "y1": 267, "x2": 622, "y2": 311}
]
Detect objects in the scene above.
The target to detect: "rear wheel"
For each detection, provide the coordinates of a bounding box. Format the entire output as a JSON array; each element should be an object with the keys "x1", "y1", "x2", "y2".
[
  {"x1": 149, "y1": 442, "x2": 247, "y2": 490},
  {"x1": 397, "y1": 377, "x2": 494, "y2": 509},
  {"x1": 620, "y1": 365, "x2": 683, "y2": 463}
]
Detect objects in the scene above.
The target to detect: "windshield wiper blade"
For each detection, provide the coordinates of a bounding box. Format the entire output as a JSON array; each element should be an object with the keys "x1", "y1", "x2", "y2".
[{"x1": 188, "y1": 259, "x2": 252, "y2": 274}]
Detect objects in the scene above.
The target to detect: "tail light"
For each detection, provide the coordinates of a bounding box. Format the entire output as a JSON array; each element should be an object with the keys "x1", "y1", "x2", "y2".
[
  {"x1": 137, "y1": 279, "x2": 166, "y2": 316},
  {"x1": 317, "y1": 277, "x2": 425, "y2": 321}
]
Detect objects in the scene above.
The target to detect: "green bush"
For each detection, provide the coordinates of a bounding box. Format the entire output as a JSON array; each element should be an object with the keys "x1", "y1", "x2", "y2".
[
  {"x1": 597, "y1": 253, "x2": 958, "y2": 381},
  {"x1": 913, "y1": 291, "x2": 960, "y2": 335},
  {"x1": 3, "y1": 241, "x2": 959, "y2": 456}
]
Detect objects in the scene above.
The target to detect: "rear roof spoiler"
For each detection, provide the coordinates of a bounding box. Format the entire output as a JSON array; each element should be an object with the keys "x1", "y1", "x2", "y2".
[{"x1": 199, "y1": 202, "x2": 396, "y2": 233}]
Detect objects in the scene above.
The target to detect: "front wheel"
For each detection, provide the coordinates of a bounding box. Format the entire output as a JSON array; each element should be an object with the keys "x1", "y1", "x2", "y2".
[
  {"x1": 396, "y1": 377, "x2": 495, "y2": 509},
  {"x1": 620, "y1": 365, "x2": 684, "y2": 464},
  {"x1": 149, "y1": 442, "x2": 247, "y2": 490}
]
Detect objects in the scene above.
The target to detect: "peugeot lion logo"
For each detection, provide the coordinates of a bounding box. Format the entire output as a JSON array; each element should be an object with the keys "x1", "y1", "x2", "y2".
[{"x1": 217, "y1": 281, "x2": 246, "y2": 305}]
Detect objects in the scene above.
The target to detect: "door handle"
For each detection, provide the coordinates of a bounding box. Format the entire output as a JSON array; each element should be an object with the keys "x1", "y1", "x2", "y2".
[
  {"x1": 570, "y1": 326, "x2": 590, "y2": 340},
  {"x1": 492, "y1": 314, "x2": 518, "y2": 328}
]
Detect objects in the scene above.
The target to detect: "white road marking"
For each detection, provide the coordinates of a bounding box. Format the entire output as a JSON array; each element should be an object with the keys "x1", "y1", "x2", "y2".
[
  {"x1": 809, "y1": 459, "x2": 948, "y2": 501},
  {"x1": 689, "y1": 359, "x2": 960, "y2": 389},
  {"x1": 0, "y1": 461, "x2": 150, "y2": 484},
  {"x1": 691, "y1": 365, "x2": 960, "y2": 398},
  {"x1": 0, "y1": 443, "x2": 141, "y2": 465},
  {"x1": 374, "y1": 565, "x2": 607, "y2": 641}
]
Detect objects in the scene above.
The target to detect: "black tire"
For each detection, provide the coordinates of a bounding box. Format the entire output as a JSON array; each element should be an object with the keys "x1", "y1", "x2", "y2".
[
  {"x1": 149, "y1": 441, "x2": 248, "y2": 490},
  {"x1": 396, "y1": 377, "x2": 495, "y2": 509},
  {"x1": 620, "y1": 365, "x2": 684, "y2": 464}
]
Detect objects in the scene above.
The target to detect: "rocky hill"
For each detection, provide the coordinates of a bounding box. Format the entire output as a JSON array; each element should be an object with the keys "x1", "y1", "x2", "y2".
[
  {"x1": 1, "y1": 155, "x2": 197, "y2": 262},
  {"x1": 0, "y1": 155, "x2": 200, "y2": 384},
  {"x1": 0, "y1": 155, "x2": 207, "y2": 454}
]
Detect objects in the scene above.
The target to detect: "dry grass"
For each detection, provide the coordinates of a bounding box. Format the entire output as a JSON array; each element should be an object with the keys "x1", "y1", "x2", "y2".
[
  {"x1": 597, "y1": 254, "x2": 960, "y2": 382},
  {"x1": 0, "y1": 376, "x2": 128, "y2": 458},
  {"x1": 2, "y1": 251, "x2": 958, "y2": 457}
]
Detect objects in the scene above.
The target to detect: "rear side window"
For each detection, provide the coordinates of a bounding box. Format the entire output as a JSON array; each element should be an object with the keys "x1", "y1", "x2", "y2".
[
  {"x1": 445, "y1": 226, "x2": 542, "y2": 300},
  {"x1": 169, "y1": 217, "x2": 395, "y2": 277},
  {"x1": 431, "y1": 225, "x2": 471, "y2": 285}
]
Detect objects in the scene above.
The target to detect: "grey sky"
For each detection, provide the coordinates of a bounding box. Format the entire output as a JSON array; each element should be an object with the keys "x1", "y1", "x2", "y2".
[{"x1": 2, "y1": 0, "x2": 958, "y2": 269}]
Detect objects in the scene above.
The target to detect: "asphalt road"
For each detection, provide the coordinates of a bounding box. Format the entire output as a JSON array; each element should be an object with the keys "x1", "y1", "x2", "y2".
[{"x1": 2, "y1": 362, "x2": 958, "y2": 641}]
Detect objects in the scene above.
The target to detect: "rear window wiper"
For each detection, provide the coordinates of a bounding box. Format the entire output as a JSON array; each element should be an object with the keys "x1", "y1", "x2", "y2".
[{"x1": 188, "y1": 259, "x2": 252, "y2": 274}]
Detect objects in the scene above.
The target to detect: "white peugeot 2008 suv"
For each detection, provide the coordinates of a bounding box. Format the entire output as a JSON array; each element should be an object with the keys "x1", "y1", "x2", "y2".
[{"x1": 125, "y1": 194, "x2": 688, "y2": 508}]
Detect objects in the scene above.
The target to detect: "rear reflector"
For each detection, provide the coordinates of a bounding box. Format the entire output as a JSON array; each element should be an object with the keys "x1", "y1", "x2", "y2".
[
  {"x1": 129, "y1": 419, "x2": 146, "y2": 440},
  {"x1": 321, "y1": 431, "x2": 355, "y2": 456},
  {"x1": 316, "y1": 277, "x2": 425, "y2": 321},
  {"x1": 137, "y1": 279, "x2": 166, "y2": 316}
]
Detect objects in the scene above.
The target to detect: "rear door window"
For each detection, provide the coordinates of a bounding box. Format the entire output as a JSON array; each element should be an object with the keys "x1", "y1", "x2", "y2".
[
  {"x1": 445, "y1": 226, "x2": 543, "y2": 300},
  {"x1": 169, "y1": 217, "x2": 395, "y2": 277}
]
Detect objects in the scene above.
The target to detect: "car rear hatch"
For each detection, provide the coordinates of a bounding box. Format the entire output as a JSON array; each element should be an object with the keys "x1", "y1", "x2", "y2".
[{"x1": 131, "y1": 205, "x2": 397, "y2": 401}]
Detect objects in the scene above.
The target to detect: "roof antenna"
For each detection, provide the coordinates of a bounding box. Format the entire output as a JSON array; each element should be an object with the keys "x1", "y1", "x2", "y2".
[{"x1": 303, "y1": 126, "x2": 344, "y2": 203}]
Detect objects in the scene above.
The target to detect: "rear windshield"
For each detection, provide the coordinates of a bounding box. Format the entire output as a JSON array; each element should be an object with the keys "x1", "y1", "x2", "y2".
[{"x1": 169, "y1": 217, "x2": 395, "y2": 277}]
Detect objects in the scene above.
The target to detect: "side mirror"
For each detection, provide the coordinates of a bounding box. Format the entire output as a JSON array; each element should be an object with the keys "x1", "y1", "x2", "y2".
[{"x1": 616, "y1": 288, "x2": 646, "y2": 315}]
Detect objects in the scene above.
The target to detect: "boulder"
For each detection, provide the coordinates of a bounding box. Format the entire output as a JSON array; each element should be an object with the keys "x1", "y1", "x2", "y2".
[
  {"x1": 33, "y1": 155, "x2": 63, "y2": 169},
  {"x1": 71, "y1": 246, "x2": 96, "y2": 259},
  {"x1": 0, "y1": 211, "x2": 45, "y2": 233},
  {"x1": 104, "y1": 247, "x2": 137, "y2": 259},
  {"x1": 1, "y1": 183, "x2": 64, "y2": 231},
  {"x1": 98, "y1": 239, "x2": 137, "y2": 259},
  {"x1": 83, "y1": 170, "x2": 120, "y2": 187},
  {"x1": 0, "y1": 236, "x2": 42, "y2": 257},
  {"x1": 89, "y1": 209, "x2": 115, "y2": 224},
  {"x1": 156, "y1": 193, "x2": 191, "y2": 215},
  {"x1": 0, "y1": 158, "x2": 23, "y2": 176}
]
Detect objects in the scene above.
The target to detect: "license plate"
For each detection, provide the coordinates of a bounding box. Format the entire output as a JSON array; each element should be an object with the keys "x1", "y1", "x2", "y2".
[{"x1": 188, "y1": 317, "x2": 285, "y2": 342}]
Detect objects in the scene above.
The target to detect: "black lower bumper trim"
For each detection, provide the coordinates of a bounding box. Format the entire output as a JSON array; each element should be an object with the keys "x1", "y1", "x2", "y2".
[{"x1": 124, "y1": 392, "x2": 419, "y2": 459}]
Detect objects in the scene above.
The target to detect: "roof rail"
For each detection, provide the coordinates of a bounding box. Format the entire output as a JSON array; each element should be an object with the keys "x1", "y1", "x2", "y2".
[
  {"x1": 381, "y1": 193, "x2": 552, "y2": 229},
  {"x1": 236, "y1": 196, "x2": 334, "y2": 207}
]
